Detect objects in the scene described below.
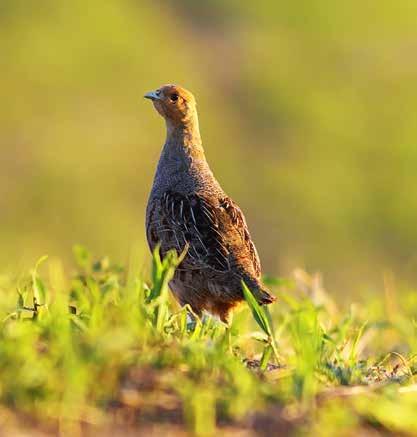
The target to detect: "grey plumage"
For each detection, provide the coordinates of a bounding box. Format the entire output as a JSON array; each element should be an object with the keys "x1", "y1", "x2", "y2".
[{"x1": 145, "y1": 84, "x2": 275, "y2": 323}]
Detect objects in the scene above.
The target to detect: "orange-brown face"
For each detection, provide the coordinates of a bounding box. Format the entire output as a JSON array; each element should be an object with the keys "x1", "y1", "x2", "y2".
[{"x1": 144, "y1": 84, "x2": 196, "y2": 125}]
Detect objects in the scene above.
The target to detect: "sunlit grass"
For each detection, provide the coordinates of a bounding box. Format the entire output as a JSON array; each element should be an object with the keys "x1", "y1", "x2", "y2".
[{"x1": 0, "y1": 247, "x2": 416, "y2": 435}]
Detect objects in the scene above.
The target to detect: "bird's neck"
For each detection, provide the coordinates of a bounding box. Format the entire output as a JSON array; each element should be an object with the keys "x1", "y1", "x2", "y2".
[
  {"x1": 152, "y1": 114, "x2": 221, "y2": 194},
  {"x1": 163, "y1": 115, "x2": 205, "y2": 161}
]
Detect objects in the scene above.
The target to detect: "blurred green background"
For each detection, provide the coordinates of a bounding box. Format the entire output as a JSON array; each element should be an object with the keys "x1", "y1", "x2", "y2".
[{"x1": 2, "y1": 0, "x2": 417, "y2": 296}]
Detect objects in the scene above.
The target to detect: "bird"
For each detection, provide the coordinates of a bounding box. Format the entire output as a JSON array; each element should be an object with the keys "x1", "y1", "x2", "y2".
[{"x1": 144, "y1": 84, "x2": 275, "y2": 323}]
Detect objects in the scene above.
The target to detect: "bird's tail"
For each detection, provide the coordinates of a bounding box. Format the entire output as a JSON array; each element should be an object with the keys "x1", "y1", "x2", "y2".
[{"x1": 243, "y1": 278, "x2": 276, "y2": 305}]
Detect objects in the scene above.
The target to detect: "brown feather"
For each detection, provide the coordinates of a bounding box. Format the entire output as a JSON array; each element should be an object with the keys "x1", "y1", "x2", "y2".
[{"x1": 145, "y1": 85, "x2": 275, "y2": 323}]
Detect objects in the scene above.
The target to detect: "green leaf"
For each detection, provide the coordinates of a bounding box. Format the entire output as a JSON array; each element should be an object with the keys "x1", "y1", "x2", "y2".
[
  {"x1": 348, "y1": 320, "x2": 368, "y2": 364},
  {"x1": 32, "y1": 255, "x2": 48, "y2": 304},
  {"x1": 260, "y1": 345, "x2": 273, "y2": 371},
  {"x1": 72, "y1": 245, "x2": 91, "y2": 269},
  {"x1": 241, "y1": 281, "x2": 272, "y2": 337},
  {"x1": 17, "y1": 291, "x2": 24, "y2": 309},
  {"x1": 33, "y1": 277, "x2": 46, "y2": 304},
  {"x1": 249, "y1": 331, "x2": 269, "y2": 343}
]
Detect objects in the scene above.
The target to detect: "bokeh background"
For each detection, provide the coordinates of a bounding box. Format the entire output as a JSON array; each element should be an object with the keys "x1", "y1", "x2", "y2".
[{"x1": 2, "y1": 0, "x2": 417, "y2": 297}]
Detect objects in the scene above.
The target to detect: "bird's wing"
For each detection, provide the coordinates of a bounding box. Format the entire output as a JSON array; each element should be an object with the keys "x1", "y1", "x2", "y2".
[
  {"x1": 147, "y1": 191, "x2": 261, "y2": 276},
  {"x1": 219, "y1": 196, "x2": 262, "y2": 277}
]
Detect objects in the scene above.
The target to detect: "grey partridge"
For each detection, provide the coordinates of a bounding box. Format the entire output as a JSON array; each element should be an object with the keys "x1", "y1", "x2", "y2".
[{"x1": 144, "y1": 84, "x2": 275, "y2": 323}]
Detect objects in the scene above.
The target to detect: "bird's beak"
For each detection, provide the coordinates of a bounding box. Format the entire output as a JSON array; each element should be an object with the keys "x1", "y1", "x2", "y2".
[{"x1": 144, "y1": 90, "x2": 160, "y2": 101}]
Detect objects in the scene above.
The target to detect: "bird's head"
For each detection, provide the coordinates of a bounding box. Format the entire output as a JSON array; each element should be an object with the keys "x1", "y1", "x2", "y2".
[{"x1": 144, "y1": 84, "x2": 197, "y2": 127}]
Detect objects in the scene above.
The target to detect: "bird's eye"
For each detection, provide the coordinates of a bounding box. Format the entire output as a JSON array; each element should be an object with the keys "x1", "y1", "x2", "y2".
[{"x1": 170, "y1": 93, "x2": 179, "y2": 102}]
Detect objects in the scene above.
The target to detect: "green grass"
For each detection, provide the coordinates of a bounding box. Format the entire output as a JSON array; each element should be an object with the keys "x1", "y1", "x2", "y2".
[{"x1": 0, "y1": 247, "x2": 416, "y2": 436}]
